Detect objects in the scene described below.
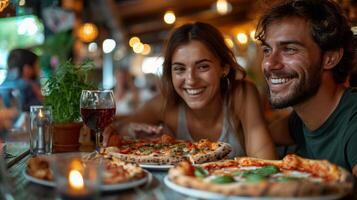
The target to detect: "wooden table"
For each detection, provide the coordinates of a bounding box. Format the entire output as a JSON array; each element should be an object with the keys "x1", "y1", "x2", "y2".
[{"x1": 3, "y1": 134, "x2": 357, "y2": 200}]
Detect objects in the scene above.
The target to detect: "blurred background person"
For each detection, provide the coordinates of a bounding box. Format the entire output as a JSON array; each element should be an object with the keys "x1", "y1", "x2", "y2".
[
  {"x1": 113, "y1": 67, "x2": 140, "y2": 116},
  {"x1": 1, "y1": 48, "x2": 43, "y2": 113},
  {"x1": 0, "y1": 98, "x2": 18, "y2": 137},
  {"x1": 135, "y1": 73, "x2": 159, "y2": 107}
]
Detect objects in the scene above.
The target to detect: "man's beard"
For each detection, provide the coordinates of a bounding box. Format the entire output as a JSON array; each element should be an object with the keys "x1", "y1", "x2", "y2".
[{"x1": 266, "y1": 65, "x2": 322, "y2": 109}]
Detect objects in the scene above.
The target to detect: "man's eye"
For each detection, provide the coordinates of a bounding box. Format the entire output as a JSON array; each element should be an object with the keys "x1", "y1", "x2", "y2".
[
  {"x1": 262, "y1": 47, "x2": 271, "y2": 55},
  {"x1": 284, "y1": 47, "x2": 297, "y2": 54}
]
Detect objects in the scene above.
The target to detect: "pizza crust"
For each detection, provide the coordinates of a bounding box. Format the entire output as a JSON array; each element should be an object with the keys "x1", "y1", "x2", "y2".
[
  {"x1": 189, "y1": 142, "x2": 232, "y2": 164},
  {"x1": 168, "y1": 155, "x2": 353, "y2": 197},
  {"x1": 105, "y1": 147, "x2": 186, "y2": 165}
]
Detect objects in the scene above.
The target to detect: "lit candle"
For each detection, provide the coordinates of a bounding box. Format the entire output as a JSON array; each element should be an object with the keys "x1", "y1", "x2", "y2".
[
  {"x1": 69, "y1": 169, "x2": 85, "y2": 191},
  {"x1": 65, "y1": 160, "x2": 88, "y2": 198},
  {"x1": 36, "y1": 109, "x2": 47, "y2": 154}
]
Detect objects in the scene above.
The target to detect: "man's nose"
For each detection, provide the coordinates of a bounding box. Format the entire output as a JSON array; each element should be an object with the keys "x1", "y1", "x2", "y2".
[{"x1": 263, "y1": 51, "x2": 283, "y2": 71}]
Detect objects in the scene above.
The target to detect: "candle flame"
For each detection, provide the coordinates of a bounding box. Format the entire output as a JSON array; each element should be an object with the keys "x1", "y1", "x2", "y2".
[
  {"x1": 69, "y1": 169, "x2": 84, "y2": 190},
  {"x1": 38, "y1": 109, "x2": 43, "y2": 118}
]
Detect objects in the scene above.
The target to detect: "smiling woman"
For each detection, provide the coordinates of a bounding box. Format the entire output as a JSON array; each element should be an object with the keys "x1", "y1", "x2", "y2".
[{"x1": 103, "y1": 22, "x2": 277, "y2": 160}]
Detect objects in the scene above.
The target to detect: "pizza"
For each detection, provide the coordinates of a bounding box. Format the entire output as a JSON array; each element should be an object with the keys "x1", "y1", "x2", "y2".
[
  {"x1": 168, "y1": 154, "x2": 353, "y2": 197},
  {"x1": 26, "y1": 154, "x2": 147, "y2": 185},
  {"x1": 104, "y1": 134, "x2": 232, "y2": 165}
]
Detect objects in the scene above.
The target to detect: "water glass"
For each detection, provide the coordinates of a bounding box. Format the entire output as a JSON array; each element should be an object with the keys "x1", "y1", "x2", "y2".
[{"x1": 29, "y1": 105, "x2": 53, "y2": 155}]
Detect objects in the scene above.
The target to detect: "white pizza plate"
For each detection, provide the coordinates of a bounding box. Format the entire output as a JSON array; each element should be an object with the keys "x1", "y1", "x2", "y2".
[
  {"x1": 139, "y1": 164, "x2": 173, "y2": 170},
  {"x1": 164, "y1": 176, "x2": 344, "y2": 200},
  {"x1": 24, "y1": 169, "x2": 151, "y2": 192}
]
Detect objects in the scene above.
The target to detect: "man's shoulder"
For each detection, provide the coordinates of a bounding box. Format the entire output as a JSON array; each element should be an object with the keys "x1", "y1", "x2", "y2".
[
  {"x1": 341, "y1": 88, "x2": 357, "y2": 118},
  {"x1": 345, "y1": 87, "x2": 357, "y2": 99},
  {"x1": 1, "y1": 78, "x2": 29, "y2": 87}
]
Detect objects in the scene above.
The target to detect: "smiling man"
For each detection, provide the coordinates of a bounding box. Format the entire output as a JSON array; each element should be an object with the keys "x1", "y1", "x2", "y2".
[{"x1": 256, "y1": 0, "x2": 357, "y2": 177}]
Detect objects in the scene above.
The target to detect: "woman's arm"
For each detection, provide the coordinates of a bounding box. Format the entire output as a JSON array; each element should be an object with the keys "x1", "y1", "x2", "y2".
[
  {"x1": 235, "y1": 80, "x2": 278, "y2": 160},
  {"x1": 103, "y1": 95, "x2": 165, "y2": 146}
]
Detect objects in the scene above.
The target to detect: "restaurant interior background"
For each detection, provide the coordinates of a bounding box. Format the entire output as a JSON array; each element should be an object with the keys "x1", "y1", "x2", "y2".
[{"x1": 0, "y1": 0, "x2": 357, "y2": 122}]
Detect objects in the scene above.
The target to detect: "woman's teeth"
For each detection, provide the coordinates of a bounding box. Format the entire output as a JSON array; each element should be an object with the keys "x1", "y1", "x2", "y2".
[{"x1": 185, "y1": 88, "x2": 204, "y2": 95}]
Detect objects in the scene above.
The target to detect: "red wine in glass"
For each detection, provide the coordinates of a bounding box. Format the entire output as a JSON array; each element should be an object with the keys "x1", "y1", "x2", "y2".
[
  {"x1": 80, "y1": 108, "x2": 116, "y2": 132},
  {"x1": 80, "y1": 90, "x2": 115, "y2": 151}
]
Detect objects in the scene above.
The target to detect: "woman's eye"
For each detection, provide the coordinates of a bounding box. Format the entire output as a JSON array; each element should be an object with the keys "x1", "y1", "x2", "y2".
[
  {"x1": 197, "y1": 64, "x2": 209, "y2": 70},
  {"x1": 173, "y1": 66, "x2": 185, "y2": 73}
]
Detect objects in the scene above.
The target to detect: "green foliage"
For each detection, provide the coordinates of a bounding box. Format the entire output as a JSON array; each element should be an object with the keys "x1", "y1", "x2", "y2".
[
  {"x1": 44, "y1": 60, "x2": 96, "y2": 123},
  {"x1": 39, "y1": 31, "x2": 75, "y2": 64}
]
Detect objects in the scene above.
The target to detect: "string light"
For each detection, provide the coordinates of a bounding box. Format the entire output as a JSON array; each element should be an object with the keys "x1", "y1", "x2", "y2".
[
  {"x1": 164, "y1": 10, "x2": 176, "y2": 24},
  {"x1": 133, "y1": 42, "x2": 144, "y2": 54},
  {"x1": 19, "y1": 0, "x2": 25, "y2": 6},
  {"x1": 102, "y1": 39, "x2": 116, "y2": 53},
  {"x1": 236, "y1": 32, "x2": 248, "y2": 44},
  {"x1": 142, "y1": 44, "x2": 151, "y2": 55},
  {"x1": 129, "y1": 37, "x2": 140, "y2": 47},
  {"x1": 77, "y1": 23, "x2": 98, "y2": 43},
  {"x1": 215, "y1": 0, "x2": 232, "y2": 15}
]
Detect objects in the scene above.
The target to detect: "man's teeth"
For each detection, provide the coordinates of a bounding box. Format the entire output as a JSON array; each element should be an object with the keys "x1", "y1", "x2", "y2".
[
  {"x1": 186, "y1": 88, "x2": 204, "y2": 95},
  {"x1": 270, "y1": 78, "x2": 290, "y2": 84}
]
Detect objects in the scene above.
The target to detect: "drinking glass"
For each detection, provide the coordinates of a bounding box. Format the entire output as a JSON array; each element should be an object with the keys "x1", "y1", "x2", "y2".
[{"x1": 80, "y1": 90, "x2": 115, "y2": 151}]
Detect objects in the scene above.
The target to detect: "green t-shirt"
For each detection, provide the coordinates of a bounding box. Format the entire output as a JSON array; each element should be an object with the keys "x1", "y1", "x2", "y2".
[{"x1": 288, "y1": 87, "x2": 357, "y2": 171}]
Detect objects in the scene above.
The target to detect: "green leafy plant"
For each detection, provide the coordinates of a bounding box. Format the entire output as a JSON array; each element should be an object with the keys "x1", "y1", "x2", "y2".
[{"x1": 44, "y1": 60, "x2": 96, "y2": 123}]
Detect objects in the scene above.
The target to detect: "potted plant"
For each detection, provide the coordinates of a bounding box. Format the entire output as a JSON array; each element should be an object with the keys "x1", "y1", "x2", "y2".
[{"x1": 44, "y1": 60, "x2": 95, "y2": 152}]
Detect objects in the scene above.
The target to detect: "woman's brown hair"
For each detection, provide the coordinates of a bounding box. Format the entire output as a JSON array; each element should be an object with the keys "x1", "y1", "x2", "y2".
[{"x1": 161, "y1": 22, "x2": 246, "y2": 147}]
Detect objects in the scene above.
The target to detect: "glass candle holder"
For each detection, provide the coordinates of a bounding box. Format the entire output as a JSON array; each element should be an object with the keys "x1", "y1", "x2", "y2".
[
  {"x1": 29, "y1": 105, "x2": 53, "y2": 155},
  {"x1": 51, "y1": 153, "x2": 101, "y2": 200}
]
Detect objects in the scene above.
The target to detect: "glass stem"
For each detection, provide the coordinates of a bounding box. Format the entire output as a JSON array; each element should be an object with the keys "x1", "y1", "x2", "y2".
[{"x1": 95, "y1": 132, "x2": 102, "y2": 152}]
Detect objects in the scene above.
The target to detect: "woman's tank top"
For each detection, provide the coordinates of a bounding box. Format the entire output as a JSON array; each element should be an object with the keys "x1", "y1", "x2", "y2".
[{"x1": 176, "y1": 103, "x2": 245, "y2": 158}]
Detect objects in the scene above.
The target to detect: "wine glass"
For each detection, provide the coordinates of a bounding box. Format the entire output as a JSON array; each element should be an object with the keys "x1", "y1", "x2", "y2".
[{"x1": 80, "y1": 90, "x2": 116, "y2": 151}]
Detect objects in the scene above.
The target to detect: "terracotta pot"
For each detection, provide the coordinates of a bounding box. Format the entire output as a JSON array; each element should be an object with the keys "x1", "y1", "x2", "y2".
[{"x1": 53, "y1": 122, "x2": 83, "y2": 152}]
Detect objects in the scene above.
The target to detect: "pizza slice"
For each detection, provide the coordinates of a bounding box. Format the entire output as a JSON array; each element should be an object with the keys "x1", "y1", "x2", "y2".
[
  {"x1": 168, "y1": 154, "x2": 353, "y2": 197},
  {"x1": 26, "y1": 153, "x2": 147, "y2": 185},
  {"x1": 105, "y1": 134, "x2": 232, "y2": 165}
]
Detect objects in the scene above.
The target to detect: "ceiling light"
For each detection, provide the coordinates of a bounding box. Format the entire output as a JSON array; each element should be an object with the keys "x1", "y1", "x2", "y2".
[
  {"x1": 215, "y1": 0, "x2": 232, "y2": 15},
  {"x1": 19, "y1": 0, "x2": 25, "y2": 6},
  {"x1": 236, "y1": 32, "x2": 248, "y2": 44},
  {"x1": 129, "y1": 36, "x2": 140, "y2": 47},
  {"x1": 103, "y1": 39, "x2": 116, "y2": 53},
  {"x1": 164, "y1": 10, "x2": 176, "y2": 24},
  {"x1": 88, "y1": 42, "x2": 98, "y2": 52},
  {"x1": 133, "y1": 42, "x2": 144, "y2": 54},
  {"x1": 142, "y1": 44, "x2": 151, "y2": 55},
  {"x1": 77, "y1": 23, "x2": 98, "y2": 43}
]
